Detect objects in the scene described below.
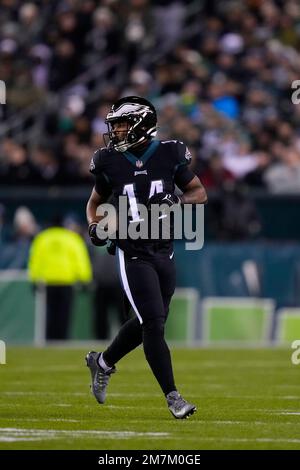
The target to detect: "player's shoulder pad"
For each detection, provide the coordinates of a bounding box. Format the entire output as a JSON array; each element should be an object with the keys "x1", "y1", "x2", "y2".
[
  {"x1": 89, "y1": 147, "x2": 110, "y2": 174},
  {"x1": 160, "y1": 139, "x2": 192, "y2": 165}
]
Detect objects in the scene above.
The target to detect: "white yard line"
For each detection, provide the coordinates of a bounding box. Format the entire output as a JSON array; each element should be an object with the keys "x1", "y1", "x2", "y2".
[
  {"x1": 0, "y1": 428, "x2": 170, "y2": 443},
  {"x1": 169, "y1": 436, "x2": 300, "y2": 444},
  {"x1": 1, "y1": 427, "x2": 299, "y2": 445},
  {"x1": 0, "y1": 437, "x2": 44, "y2": 442}
]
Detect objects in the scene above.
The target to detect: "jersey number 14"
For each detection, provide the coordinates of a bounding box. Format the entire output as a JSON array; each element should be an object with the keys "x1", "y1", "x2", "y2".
[{"x1": 123, "y1": 180, "x2": 163, "y2": 223}]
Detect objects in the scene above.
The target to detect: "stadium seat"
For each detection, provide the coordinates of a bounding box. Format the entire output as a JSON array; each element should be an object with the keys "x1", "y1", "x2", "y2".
[
  {"x1": 165, "y1": 288, "x2": 199, "y2": 345},
  {"x1": 202, "y1": 297, "x2": 274, "y2": 344},
  {"x1": 275, "y1": 308, "x2": 300, "y2": 344}
]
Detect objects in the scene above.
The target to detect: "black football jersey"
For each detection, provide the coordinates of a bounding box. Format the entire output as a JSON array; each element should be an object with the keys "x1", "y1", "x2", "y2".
[{"x1": 90, "y1": 140, "x2": 195, "y2": 258}]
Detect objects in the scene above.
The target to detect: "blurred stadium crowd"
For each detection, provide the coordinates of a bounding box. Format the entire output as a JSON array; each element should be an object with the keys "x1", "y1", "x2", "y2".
[{"x1": 1, "y1": 0, "x2": 300, "y2": 193}]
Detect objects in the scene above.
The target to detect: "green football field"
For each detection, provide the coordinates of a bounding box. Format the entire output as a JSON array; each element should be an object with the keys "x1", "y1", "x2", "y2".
[{"x1": 0, "y1": 346, "x2": 299, "y2": 450}]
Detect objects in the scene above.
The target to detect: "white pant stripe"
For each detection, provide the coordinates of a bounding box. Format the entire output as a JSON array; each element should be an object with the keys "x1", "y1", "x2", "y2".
[{"x1": 117, "y1": 248, "x2": 143, "y2": 324}]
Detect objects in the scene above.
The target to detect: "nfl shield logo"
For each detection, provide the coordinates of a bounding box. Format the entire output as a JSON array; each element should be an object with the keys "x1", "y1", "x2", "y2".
[{"x1": 136, "y1": 160, "x2": 143, "y2": 168}]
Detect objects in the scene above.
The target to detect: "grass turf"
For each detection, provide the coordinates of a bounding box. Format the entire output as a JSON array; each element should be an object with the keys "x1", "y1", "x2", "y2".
[{"x1": 0, "y1": 346, "x2": 299, "y2": 450}]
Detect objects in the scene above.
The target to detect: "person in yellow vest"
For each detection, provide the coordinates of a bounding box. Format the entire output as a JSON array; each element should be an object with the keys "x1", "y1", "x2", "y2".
[{"x1": 28, "y1": 219, "x2": 92, "y2": 340}]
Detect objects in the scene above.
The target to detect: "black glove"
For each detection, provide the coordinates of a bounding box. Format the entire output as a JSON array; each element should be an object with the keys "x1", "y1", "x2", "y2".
[
  {"x1": 88, "y1": 222, "x2": 107, "y2": 246},
  {"x1": 147, "y1": 192, "x2": 181, "y2": 209},
  {"x1": 147, "y1": 192, "x2": 181, "y2": 240},
  {"x1": 107, "y1": 240, "x2": 117, "y2": 255}
]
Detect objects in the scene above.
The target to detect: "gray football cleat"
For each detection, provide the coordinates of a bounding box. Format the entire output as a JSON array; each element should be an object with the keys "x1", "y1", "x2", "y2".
[
  {"x1": 85, "y1": 351, "x2": 116, "y2": 404},
  {"x1": 166, "y1": 391, "x2": 196, "y2": 419}
]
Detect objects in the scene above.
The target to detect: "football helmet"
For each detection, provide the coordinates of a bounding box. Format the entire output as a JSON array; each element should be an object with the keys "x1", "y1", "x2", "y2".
[{"x1": 104, "y1": 96, "x2": 157, "y2": 152}]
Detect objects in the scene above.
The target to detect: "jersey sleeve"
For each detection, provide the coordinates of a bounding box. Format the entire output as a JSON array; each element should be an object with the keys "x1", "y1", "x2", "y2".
[
  {"x1": 89, "y1": 149, "x2": 102, "y2": 176},
  {"x1": 89, "y1": 149, "x2": 112, "y2": 197},
  {"x1": 173, "y1": 141, "x2": 195, "y2": 189}
]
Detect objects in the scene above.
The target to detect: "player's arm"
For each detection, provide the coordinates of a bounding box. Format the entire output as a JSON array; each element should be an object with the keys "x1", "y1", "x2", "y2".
[
  {"x1": 87, "y1": 149, "x2": 113, "y2": 245},
  {"x1": 179, "y1": 175, "x2": 208, "y2": 205},
  {"x1": 86, "y1": 187, "x2": 109, "y2": 246},
  {"x1": 86, "y1": 186, "x2": 106, "y2": 225},
  {"x1": 87, "y1": 149, "x2": 112, "y2": 224},
  {"x1": 173, "y1": 142, "x2": 207, "y2": 205}
]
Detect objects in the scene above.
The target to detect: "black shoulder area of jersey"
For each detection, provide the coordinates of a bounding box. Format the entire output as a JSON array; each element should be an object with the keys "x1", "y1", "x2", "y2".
[
  {"x1": 159, "y1": 139, "x2": 192, "y2": 167},
  {"x1": 89, "y1": 147, "x2": 112, "y2": 175},
  {"x1": 175, "y1": 140, "x2": 192, "y2": 165}
]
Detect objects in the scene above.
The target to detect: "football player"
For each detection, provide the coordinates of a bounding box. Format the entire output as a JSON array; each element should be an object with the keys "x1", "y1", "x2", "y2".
[{"x1": 86, "y1": 96, "x2": 207, "y2": 419}]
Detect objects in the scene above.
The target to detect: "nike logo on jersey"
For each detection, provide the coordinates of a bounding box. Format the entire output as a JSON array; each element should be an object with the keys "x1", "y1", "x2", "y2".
[
  {"x1": 162, "y1": 194, "x2": 173, "y2": 203},
  {"x1": 134, "y1": 170, "x2": 148, "y2": 176},
  {"x1": 169, "y1": 252, "x2": 174, "y2": 259}
]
